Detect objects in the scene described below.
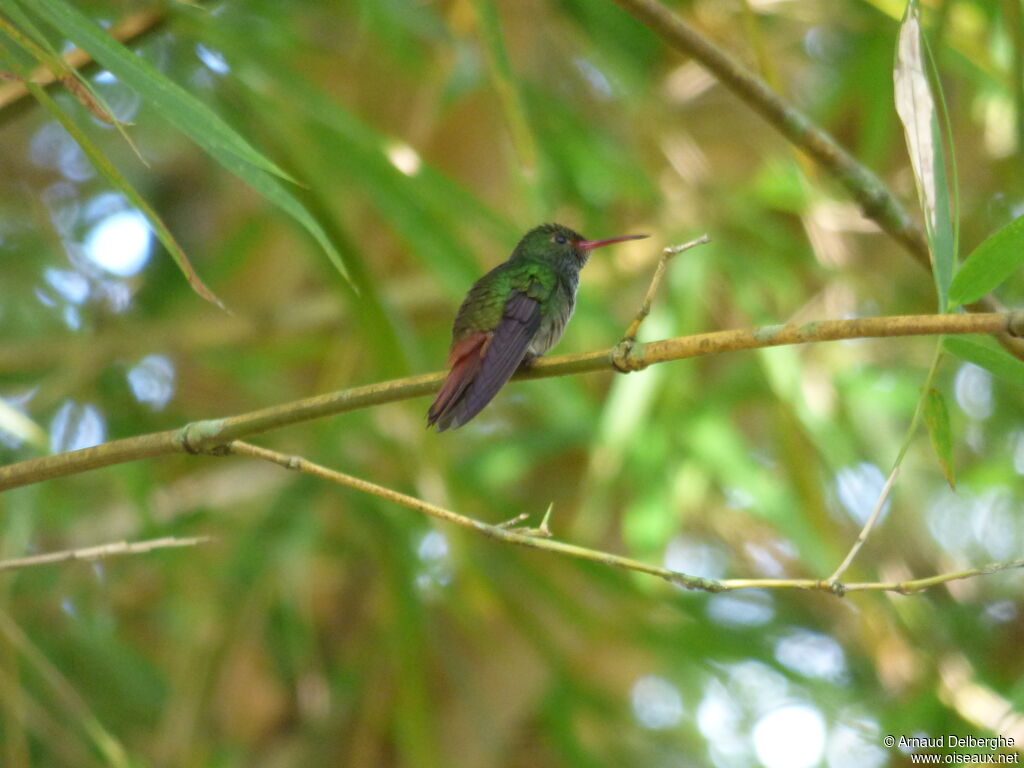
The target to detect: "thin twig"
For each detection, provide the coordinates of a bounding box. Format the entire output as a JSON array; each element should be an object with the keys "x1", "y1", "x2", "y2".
[
  {"x1": 1, "y1": 310, "x2": 1020, "y2": 491},
  {"x1": 621, "y1": 234, "x2": 710, "y2": 343},
  {"x1": 224, "y1": 441, "x2": 719, "y2": 590},
  {"x1": 225, "y1": 440, "x2": 1024, "y2": 596},
  {"x1": 0, "y1": 536, "x2": 213, "y2": 573},
  {"x1": 826, "y1": 465, "x2": 900, "y2": 585}
]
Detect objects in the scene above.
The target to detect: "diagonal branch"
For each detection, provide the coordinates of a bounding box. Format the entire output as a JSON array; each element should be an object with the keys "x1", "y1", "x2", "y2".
[
  {"x1": 1, "y1": 311, "x2": 1020, "y2": 492},
  {"x1": 607, "y1": 0, "x2": 1024, "y2": 358},
  {"x1": 610, "y1": 0, "x2": 929, "y2": 265}
]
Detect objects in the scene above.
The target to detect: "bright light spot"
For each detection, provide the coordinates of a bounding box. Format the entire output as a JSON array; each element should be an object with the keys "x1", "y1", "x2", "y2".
[
  {"x1": 34, "y1": 287, "x2": 57, "y2": 307},
  {"x1": 50, "y1": 400, "x2": 106, "y2": 453},
  {"x1": 61, "y1": 597, "x2": 78, "y2": 618},
  {"x1": 42, "y1": 182, "x2": 80, "y2": 235},
  {"x1": 417, "y1": 530, "x2": 448, "y2": 561},
  {"x1": 726, "y1": 661, "x2": 789, "y2": 714},
  {"x1": 708, "y1": 590, "x2": 774, "y2": 627},
  {"x1": 954, "y1": 363, "x2": 992, "y2": 420},
  {"x1": 90, "y1": 70, "x2": 141, "y2": 124},
  {"x1": 99, "y1": 279, "x2": 133, "y2": 314},
  {"x1": 970, "y1": 487, "x2": 1018, "y2": 560},
  {"x1": 775, "y1": 630, "x2": 847, "y2": 682},
  {"x1": 63, "y1": 305, "x2": 81, "y2": 331},
  {"x1": 827, "y1": 717, "x2": 886, "y2": 768},
  {"x1": 1012, "y1": 430, "x2": 1024, "y2": 475},
  {"x1": 84, "y1": 210, "x2": 152, "y2": 277},
  {"x1": 926, "y1": 489, "x2": 972, "y2": 554},
  {"x1": 45, "y1": 268, "x2": 90, "y2": 304},
  {"x1": 30, "y1": 122, "x2": 94, "y2": 181},
  {"x1": 664, "y1": 536, "x2": 726, "y2": 578},
  {"x1": 631, "y1": 675, "x2": 684, "y2": 729},
  {"x1": 697, "y1": 678, "x2": 742, "y2": 740},
  {"x1": 724, "y1": 486, "x2": 754, "y2": 509},
  {"x1": 985, "y1": 600, "x2": 1017, "y2": 623},
  {"x1": 415, "y1": 530, "x2": 451, "y2": 592},
  {"x1": 574, "y1": 57, "x2": 613, "y2": 98},
  {"x1": 196, "y1": 44, "x2": 230, "y2": 74},
  {"x1": 744, "y1": 542, "x2": 786, "y2": 577},
  {"x1": 386, "y1": 142, "x2": 422, "y2": 176},
  {"x1": 753, "y1": 704, "x2": 826, "y2": 768},
  {"x1": 128, "y1": 355, "x2": 176, "y2": 411},
  {"x1": 835, "y1": 463, "x2": 888, "y2": 525}
]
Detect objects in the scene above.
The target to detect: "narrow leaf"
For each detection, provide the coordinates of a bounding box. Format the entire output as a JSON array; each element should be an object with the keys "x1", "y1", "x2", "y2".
[
  {"x1": 894, "y1": 0, "x2": 955, "y2": 310},
  {"x1": 943, "y1": 336, "x2": 1024, "y2": 386},
  {"x1": 27, "y1": 0, "x2": 295, "y2": 183},
  {"x1": 949, "y1": 214, "x2": 1024, "y2": 306},
  {"x1": 212, "y1": 146, "x2": 351, "y2": 284},
  {"x1": 0, "y1": 0, "x2": 145, "y2": 158},
  {"x1": 23, "y1": 0, "x2": 352, "y2": 285},
  {"x1": 922, "y1": 387, "x2": 955, "y2": 490},
  {"x1": 26, "y1": 80, "x2": 227, "y2": 309},
  {"x1": 0, "y1": 398, "x2": 48, "y2": 452},
  {"x1": 0, "y1": 13, "x2": 115, "y2": 121}
]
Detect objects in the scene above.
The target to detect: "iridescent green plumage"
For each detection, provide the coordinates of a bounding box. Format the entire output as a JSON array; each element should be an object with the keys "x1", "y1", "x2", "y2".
[{"x1": 428, "y1": 223, "x2": 647, "y2": 431}]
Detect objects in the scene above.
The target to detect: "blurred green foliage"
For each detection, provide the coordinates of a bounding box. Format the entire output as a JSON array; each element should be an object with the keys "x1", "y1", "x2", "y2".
[{"x1": 0, "y1": 0, "x2": 1022, "y2": 766}]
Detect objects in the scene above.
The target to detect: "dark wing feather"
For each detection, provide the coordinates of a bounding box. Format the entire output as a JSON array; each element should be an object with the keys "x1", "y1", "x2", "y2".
[
  {"x1": 427, "y1": 333, "x2": 489, "y2": 429},
  {"x1": 434, "y1": 292, "x2": 540, "y2": 431}
]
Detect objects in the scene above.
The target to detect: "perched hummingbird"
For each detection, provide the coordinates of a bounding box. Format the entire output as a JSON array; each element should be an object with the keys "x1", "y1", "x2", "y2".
[{"x1": 427, "y1": 223, "x2": 648, "y2": 431}]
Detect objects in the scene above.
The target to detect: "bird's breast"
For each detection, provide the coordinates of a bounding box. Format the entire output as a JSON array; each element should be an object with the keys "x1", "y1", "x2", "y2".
[{"x1": 528, "y1": 278, "x2": 576, "y2": 357}]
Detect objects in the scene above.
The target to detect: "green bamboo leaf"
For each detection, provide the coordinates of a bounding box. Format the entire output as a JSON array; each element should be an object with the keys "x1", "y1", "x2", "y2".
[
  {"x1": 948, "y1": 214, "x2": 1024, "y2": 307},
  {"x1": 943, "y1": 336, "x2": 1024, "y2": 386},
  {"x1": 22, "y1": 0, "x2": 352, "y2": 285},
  {"x1": 922, "y1": 387, "x2": 955, "y2": 490},
  {"x1": 24, "y1": 78, "x2": 227, "y2": 309},
  {"x1": 894, "y1": 0, "x2": 955, "y2": 310},
  {"x1": 25, "y1": 0, "x2": 294, "y2": 182}
]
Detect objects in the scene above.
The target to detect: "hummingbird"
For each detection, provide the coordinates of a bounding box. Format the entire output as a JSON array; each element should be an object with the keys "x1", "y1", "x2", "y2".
[{"x1": 427, "y1": 223, "x2": 648, "y2": 431}]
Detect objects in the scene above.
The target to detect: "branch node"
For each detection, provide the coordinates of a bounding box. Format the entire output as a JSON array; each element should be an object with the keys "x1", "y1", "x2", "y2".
[
  {"x1": 178, "y1": 418, "x2": 228, "y2": 455},
  {"x1": 611, "y1": 339, "x2": 646, "y2": 372},
  {"x1": 1008, "y1": 309, "x2": 1024, "y2": 338},
  {"x1": 497, "y1": 512, "x2": 530, "y2": 529},
  {"x1": 497, "y1": 505, "x2": 554, "y2": 538},
  {"x1": 821, "y1": 580, "x2": 846, "y2": 597},
  {"x1": 673, "y1": 574, "x2": 725, "y2": 592}
]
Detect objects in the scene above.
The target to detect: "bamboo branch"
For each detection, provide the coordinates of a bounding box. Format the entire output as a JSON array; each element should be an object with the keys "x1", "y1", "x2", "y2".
[
  {"x1": 1, "y1": 311, "x2": 1020, "y2": 492},
  {"x1": 226, "y1": 440, "x2": 1024, "y2": 596},
  {"x1": 606, "y1": 0, "x2": 1024, "y2": 358},
  {"x1": 0, "y1": 536, "x2": 212, "y2": 573},
  {"x1": 610, "y1": 0, "x2": 929, "y2": 264}
]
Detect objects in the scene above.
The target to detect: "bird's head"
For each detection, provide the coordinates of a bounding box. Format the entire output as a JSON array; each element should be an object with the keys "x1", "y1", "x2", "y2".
[{"x1": 512, "y1": 223, "x2": 648, "y2": 268}]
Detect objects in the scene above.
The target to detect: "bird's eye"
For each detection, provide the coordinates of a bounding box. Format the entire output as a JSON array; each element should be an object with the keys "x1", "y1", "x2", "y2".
[{"x1": 553, "y1": 235, "x2": 567, "y2": 244}]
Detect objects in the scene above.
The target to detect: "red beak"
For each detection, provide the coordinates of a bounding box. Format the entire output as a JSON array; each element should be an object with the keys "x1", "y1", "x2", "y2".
[{"x1": 577, "y1": 234, "x2": 649, "y2": 250}]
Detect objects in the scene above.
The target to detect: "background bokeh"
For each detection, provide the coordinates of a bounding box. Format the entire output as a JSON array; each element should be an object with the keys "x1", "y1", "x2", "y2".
[{"x1": 1, "y1": 1, "x2": 1023, "y2": 766}]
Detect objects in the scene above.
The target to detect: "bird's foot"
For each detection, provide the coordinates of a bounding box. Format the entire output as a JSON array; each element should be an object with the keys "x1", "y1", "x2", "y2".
[
  {"x1": 517, "y1": 352, "x2": 538, "y2": 371},
  {"x1": 611, "y1": 338, "x2": 645, "y2": 373},
  {"x1": 496, "y1": 504, "x2": 554, "y2": 539}
]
